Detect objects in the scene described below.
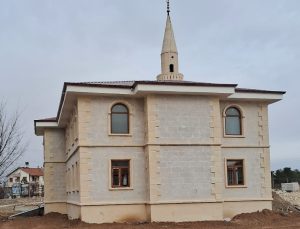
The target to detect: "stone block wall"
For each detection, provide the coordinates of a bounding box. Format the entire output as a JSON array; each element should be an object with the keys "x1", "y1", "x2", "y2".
[
  {"x1": 65, "y1": 104, "x2": 79, "y2": 158},
  {"x1": 42, "y1": 94, "x2": 273, "y2": 222},
  {"x1": 66, "y1": 150, "x2": 80, "y2": 203},
  {"x1": 159, "y1": 146, "x2": 214, "y2": 201},
  {"x1": 220, "y1": 102, "x2": 271, "y2": 200},
  {"x1": 44, "y1": 163, "x2": 66, "y2": 202},
  {"x1": 222, "y1": 148, "x2": 264, "y2": 199},
  {"x1": 154, "y1": 95, "x2": 212, "y2": 144},
  {"x1": 43, "y1": 129, "x2": 66, "y2": 210},
  {"x1": 79, "y1": 147, "x2": 147, "y2": 204},
  {"x1": 44, "y1": 129, "x2": 66, "y2": 162},
  {"x1": 77, "y1": 96, "x2": 145, "y2": 146},
  {"x1": 220, "y1": 102, "x2": 269, "y2": 147}
]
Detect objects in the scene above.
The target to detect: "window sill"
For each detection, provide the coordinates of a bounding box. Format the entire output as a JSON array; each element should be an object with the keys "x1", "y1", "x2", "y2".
[
  {"x1": 224, "y1": 135, "x2": 245, "y2": 138},
  {"x1": 108, "y1": 133, "x2": 132, "y2": 137},
  {"x1": 225, "y1": 185, "x2": 247, "y2": 188},
  {"x1": 109, "y1": 187, "x2": 133, "y2": 191}
]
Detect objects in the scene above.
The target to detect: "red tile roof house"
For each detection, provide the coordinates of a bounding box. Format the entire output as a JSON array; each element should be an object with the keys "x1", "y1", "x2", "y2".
[{"x1": 6, "y1": 167, "x2": 44, "y2": 196}]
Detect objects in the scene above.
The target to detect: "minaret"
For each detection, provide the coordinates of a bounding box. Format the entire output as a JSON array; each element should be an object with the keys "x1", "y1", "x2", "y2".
[{"x1": 157, "y1": 0, "x2": 184, "y2": 81}]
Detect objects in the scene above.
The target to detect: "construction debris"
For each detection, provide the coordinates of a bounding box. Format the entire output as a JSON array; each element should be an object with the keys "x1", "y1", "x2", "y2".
[{"x1": 273, "y1": 191, "x2": 300, "y2": 213}]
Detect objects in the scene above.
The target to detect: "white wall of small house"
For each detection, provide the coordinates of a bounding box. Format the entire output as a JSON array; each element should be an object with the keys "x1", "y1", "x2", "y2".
[
  {"x1": 6, "y1": 169, "x2": 30, "y2": 187},
  {"x1": 38, "y1": 175, "x2": 44, "y2": 186}
]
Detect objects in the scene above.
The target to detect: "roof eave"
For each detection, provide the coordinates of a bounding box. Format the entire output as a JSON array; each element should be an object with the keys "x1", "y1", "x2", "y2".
[
  {"x1": 227, "y1": 91, "x2": 285, "y2": 104},
  {"x1": 34, "y1": 119, "x2": 59, "y2": 136},
  {"x1": 235, "y1": 88, "x2": 286, "y2": 95},
  {"x1": 35, "y1": 81, "x2": 285, "y2": 133},
  {"x1": 133, "y1": 84, "x2": 236, "y2": 96}
]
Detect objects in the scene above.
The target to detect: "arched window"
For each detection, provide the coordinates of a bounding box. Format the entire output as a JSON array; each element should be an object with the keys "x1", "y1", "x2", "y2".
[
  {"x1": 225, "y1": 107, "x2": 242, "y2": 135},
  {"x1": 111, "y1": 103, "x2": 129, "y2": 134},
  {"x1": 169, "y1": 64, "x2": 174, "y2": 73}
]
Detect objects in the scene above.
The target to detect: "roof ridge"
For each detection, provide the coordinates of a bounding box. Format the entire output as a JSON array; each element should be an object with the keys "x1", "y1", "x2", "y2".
[
  {"x1": 236, "y1": 87, "x2": 286, "y2": 94},
  {"x1": 68, "y1": 80, "x2": 136, "y2": 84}
]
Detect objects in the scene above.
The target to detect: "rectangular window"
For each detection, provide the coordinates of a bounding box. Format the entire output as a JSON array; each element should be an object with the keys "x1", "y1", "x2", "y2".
[
  {"x1": 111, "y1": 160, "x2": 130, "y2": 188},
  {"x1": 227, "y1": 160, "x2": 244, "y2": 186},
  {"x1": 9, "y1": 178, "x2": 13, "y2": 182}
]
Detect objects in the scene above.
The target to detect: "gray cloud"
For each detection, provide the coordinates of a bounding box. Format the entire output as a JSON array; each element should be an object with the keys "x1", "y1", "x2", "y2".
[{"x1": 0, "y1": 0, "x2": 299, "y2": 170}]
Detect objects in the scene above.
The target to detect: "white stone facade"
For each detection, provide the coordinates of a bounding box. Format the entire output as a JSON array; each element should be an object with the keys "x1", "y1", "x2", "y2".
[
  {"x1": 35, "y1": 91, "x2": 283, "y2": 223},
  {"x1": 34, "y1": 9, "x2": 284, "y2": 224}
]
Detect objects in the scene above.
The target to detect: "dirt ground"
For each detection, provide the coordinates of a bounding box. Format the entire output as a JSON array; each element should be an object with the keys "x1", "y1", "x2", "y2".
[
  {"x1": 0, "y1": 196, "x2": 43, "y2": 217},
  {"x1": 0, "y1": 196, "x2": 43, "y2": 206},
  {"x1": 1, "y1": 211, "x2": 300, "y2": 229},
  {"x1": 0, "y1": 193, "x2": 300, "y2": 229}
]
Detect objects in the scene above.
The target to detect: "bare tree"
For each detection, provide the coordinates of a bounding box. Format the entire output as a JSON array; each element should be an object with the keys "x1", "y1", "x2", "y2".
[{"x1": 0, "y1": 102, "x2": 26, "y2": 177}]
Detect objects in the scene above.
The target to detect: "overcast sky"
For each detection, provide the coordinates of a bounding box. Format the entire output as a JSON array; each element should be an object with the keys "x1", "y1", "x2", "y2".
[{"x1": 0, "y1": 0, "x2": 299, "y2": 171}]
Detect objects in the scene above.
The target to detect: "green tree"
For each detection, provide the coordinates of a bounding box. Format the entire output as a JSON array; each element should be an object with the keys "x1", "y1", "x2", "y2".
[{"x1": 272, "y1": 167, "x2": 300, "y2": 189}]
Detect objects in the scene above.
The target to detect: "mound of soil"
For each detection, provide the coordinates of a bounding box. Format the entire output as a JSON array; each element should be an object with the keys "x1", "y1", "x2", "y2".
[{"x1": 231, "y1": 209, "x2": 300, "y2": 226}]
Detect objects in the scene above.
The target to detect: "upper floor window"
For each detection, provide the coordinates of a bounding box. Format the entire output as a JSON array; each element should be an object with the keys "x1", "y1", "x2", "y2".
[
  {"x1": 111, "y1": 103, "x2": 129, "y2": 134},
  {"x1": 225, "y1": 107, "x2": 242, "y2": 135}
]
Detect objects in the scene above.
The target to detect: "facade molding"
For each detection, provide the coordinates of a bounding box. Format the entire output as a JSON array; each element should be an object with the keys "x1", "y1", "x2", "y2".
[
  {"x1": 61, "y1": 198, "x2": 272, "y2": 207},
  {"x1": 221, "y1": 145, "x2": 270, "y2": 148},
  {"x1": 44, "y1": 201, "x2": 66, "y2": 204},
  {"x1": 44, "y1": 161, "x2": 65, "y2": 164}
]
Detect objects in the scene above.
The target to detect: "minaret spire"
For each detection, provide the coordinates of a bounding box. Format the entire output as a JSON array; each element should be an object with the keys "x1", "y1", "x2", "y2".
[{"x1": 157, "y1": 0, "x2": 184, "y2": 81}]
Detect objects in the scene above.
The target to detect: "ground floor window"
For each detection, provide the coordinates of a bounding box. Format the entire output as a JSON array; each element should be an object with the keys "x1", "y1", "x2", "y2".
[
  {"x1": 111, "y1": 160, "x2": 130, "y2": 188},
  {"x1": 226, "y1": 159, "x2": 244, "y2": 186}
]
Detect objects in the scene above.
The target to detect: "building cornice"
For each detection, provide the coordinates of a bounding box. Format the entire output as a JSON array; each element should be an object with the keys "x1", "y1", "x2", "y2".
[{"x1": 34, "y1": 81, "x2": 285, "y2": 135}]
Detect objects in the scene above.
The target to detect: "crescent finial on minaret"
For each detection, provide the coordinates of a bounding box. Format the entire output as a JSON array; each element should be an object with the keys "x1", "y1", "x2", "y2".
[{"x1": 167, "y1": 0, "x2": 170, "y2": 15}]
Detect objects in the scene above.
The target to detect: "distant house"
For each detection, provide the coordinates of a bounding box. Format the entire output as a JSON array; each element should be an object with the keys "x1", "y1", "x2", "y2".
[{"x1": 6, "y1": 167, "x2": 44, "y2": 197}]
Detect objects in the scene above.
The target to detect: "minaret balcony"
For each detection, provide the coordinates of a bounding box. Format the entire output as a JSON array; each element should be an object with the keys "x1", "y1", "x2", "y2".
[{"x1": 157, "y1": 73, "x2": 184, "y2": 81}]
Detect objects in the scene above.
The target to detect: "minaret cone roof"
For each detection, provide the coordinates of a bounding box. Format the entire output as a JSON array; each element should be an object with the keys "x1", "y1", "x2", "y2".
[{"x1": 162, "y1": 15, "x2": 178, "y2": 54}]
